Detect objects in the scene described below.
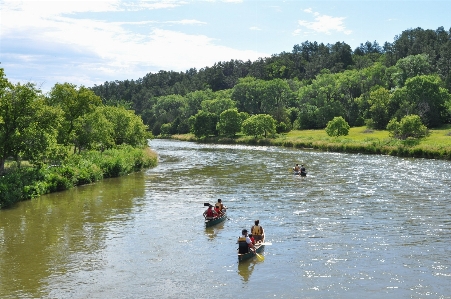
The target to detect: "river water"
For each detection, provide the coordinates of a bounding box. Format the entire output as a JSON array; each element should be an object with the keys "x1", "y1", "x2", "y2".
[{"x1": 0, "y1": 139, "x2": 450, "y2": 299}]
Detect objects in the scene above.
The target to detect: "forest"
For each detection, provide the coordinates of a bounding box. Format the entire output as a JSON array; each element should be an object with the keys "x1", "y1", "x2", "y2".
[{"x1": 90, "y1": 26, "x2": 451, "y2": 138}]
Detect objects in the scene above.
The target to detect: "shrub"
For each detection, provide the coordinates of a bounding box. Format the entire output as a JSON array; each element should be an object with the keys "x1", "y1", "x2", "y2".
[
  {"x1": 386, "y1": 114, "x2": 429, "y2": 140},
  {"x1": 325, "y1": 116, "x2": 350, "y2": 137}
]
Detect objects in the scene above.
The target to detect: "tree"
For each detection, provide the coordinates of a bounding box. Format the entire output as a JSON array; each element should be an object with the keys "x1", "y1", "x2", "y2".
[
  {"x1": 47, "y1": 83, "x2": 102, "y2": 145},
  {"x1": 101, "y1": 106, "x2": 150, "y2": 147},
  {"x1": 73, "y1": 108, "x2": 114, "y2": 152},
  {"x1": 0, "y1": 74, "x2": 62, "y2": 172},
  {"x1": 232, "y1": 77, "x2": 264, "y2": 115},
  {"x1": 260, "y1": 79, "x2": 293, "y2": 122},
  {"x1": 241, "y1": 114, "x2": 276, "y2": 138},
  {"x1": 325, "y1": 116, "x2": 350, "y2": 137},
  {"x1": 368, "y1": 87, "x2": 391, "y2": 129},
  {"x1": 391, "y1": 75, "x2": 451, "y2": 127},
  {"x1": 391, "y1": 54, "x2": 432, "y2": 87},
  {"x1": 201, "y1": 97, "x2": 236, "y2": 115},
  {"x1": 386, "y1": 114, "x2": 429, "y2": 140},
  {"x1": 190, "y1": 111, "x2": 219, "y2": 138},
  {"x1": 217, "y1": 109, "x2": 243, "y2": 137}
]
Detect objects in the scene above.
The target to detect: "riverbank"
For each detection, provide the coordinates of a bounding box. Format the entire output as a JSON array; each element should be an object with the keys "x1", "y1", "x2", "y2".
[
  {"x1": 171, "y1": 126, "x2": 451, "y2": 160},
  {"x1": 0, "y1": 145, "x2": 158, "y2": 209}
]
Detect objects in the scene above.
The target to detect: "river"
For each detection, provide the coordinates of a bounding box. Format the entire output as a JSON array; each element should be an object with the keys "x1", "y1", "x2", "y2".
[{"x1": 1, "y1": 139, "x2": 450, "y2": 299}]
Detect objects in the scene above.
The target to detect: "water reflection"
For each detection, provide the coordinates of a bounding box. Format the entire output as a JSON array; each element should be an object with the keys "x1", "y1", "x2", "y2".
[
  {"x1": 0, "y1": 173, "x2": 145, "y2": 299},
  {"x1": 204, "y1": 222, "x2": 225, "y2": 240},
  {"x1": 237, "y1": 259, "x2": 263, "y2": 282}
]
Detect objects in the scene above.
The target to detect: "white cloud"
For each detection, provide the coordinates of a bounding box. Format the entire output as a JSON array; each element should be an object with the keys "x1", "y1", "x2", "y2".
[
  {"x1": 292, "y1": 28, "x2": 302, "y2": 36},
  {"x1": 249, "y1": 26, "x2": 261, "y2": 31},
  {"x1": 0, "y1": 0, "x2": 267, "y2": 90},
  {"x1": 297, "y1": 9, "x2": 352, "y2": 35},
  {"x1": 165, "y1": 19, "x2": 207, "y2": 25}
]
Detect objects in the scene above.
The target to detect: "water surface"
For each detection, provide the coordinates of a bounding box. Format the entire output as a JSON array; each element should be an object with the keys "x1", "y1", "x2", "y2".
[{"x1": 1, "y1": 139, "x2": 450, "y2": 298}]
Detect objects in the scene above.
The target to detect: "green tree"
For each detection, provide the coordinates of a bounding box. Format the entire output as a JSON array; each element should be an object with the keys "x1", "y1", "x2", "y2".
[
  {"x1": 260, "y1": 79, "x2": 293, "y2": 122},
  {"x1": 190, "y1": 111, "x2": 219, "y2": 138},
  {"x1": 368, "y1": 87, "x2": 391, "y2": 129},
  {"x1": 391, "y1": 75, "x2": 451, "y2": 127},
  {"x1": 201, "y1": 97, "x2": 236, "y2": 115},
  {"x1": 391, "y1": 54, "x2": 432, "y2": 87},
  {"x1": 386, "y1": 114, "x2": 429, "y2": 140},
  {"x1": 74, "y1": 108, "x2": 114, "y2": 152},
  {"x1": 232, "y1": 77, "x2": 264, "y2": 115},
  {"x1": 101, "y1": 106, "x2": 150, "y2": 147},
  {"x1": 217, "y1": 108, "x2": 243, "y2": 137},
  {"x1": 325, "y1": 116, "x2": 350, "y2": 137},
  {"x1": 0, "y1": 74, "x2": 62, "y2": 172},
  {"x1": 47, "y1": 83, "x2": 102, "y2": 145},
  {"x1": 241, "y1": 114, "x2": 276, "y2": 138}
]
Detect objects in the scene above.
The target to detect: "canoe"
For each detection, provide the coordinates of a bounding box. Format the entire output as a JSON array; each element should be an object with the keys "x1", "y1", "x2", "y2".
[
  {"x1": 293, "y1": 171, "x2": 307, "y2": 176},
  {"x1": 237, "y1": 241, "x2": 265, "y2": 262},
  {"x1": 205, "y1": 212, "x2": 227, "y2": 227}
]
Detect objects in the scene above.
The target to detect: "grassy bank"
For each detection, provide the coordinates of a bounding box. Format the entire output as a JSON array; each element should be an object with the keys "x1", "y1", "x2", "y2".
[
  {"x1": 171, "y1": 126, "x2": 451, "y2": 160},
  {"x1": 0, "y1": 145, "x2": 158, "y2": 209}
]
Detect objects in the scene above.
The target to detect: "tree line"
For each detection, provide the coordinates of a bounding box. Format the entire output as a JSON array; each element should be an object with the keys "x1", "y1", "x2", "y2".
[
  {"x1": 89, "y1": 26, "x2": 451, "y2": 139},
  {"x1": 0, "y1": 69, "x2": 150, "y2": 174}
]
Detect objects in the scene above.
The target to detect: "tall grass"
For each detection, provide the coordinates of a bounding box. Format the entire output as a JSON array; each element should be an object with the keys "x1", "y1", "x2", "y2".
[{"x1": 0, "y1": 145, "x2": 157, "y2": 209}]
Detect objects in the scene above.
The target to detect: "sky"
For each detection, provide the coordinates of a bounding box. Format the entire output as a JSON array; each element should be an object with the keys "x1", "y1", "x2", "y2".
[{"x1": 1, "y1": 0, "x2": 450, "y2": 93}]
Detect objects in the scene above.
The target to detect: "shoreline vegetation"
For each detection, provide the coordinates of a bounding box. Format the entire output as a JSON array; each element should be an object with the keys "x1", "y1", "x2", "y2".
[
  {"x1": 0, "y1": 145, "x2": 157, "y2": 210},
  {"x1": 171, "y1": 126, "x2": 451, "y2": 160}
]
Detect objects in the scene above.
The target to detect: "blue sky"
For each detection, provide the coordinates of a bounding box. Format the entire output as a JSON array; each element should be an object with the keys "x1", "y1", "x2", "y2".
[{"x1": 1, "y1": 0, "x2": 450, "y2": 92}]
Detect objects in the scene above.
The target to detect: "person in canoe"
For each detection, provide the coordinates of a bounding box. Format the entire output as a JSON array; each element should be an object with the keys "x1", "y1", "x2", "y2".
[
  {"x1": 215, "y1": 198, "x2": 226, "y2": 213},
  {"x1": 251, "y1": 220, "x2": 265, "y2": 243},
  {"x1": 293, "y1": 164, "x2": 300, "y2": 173},
  {"x1": 248, "y1": 233, "x2": 256, "y2": 245},
  {"x1": 237, "y1": 229, "x2": 255, "y2": 254},
  {"x1": 203, "y1": 205, "x2": 218, "y2": 219},
  {"x1": 300, "y1": 164, "x2": 307, "y2": 176},
  {"x1": 214, "y1": 204, "x2": 223, "y2": 217}
]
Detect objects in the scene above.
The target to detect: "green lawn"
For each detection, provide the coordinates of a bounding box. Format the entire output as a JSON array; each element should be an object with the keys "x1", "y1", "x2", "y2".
[{"x1": 172, "y1": 125, "x2": 451, "y2": 160}]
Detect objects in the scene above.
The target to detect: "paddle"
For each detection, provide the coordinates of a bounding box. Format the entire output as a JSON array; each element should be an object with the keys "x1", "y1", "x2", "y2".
[
  {"x1": 203, "y1": 202, "x2": 210, "y2": 206},
  {"x1": 255, "y1": 252, "x2": 264, "y2": 261},
  {"x1": 260, "y1": 242, "x2": 272, "y2": 245}
]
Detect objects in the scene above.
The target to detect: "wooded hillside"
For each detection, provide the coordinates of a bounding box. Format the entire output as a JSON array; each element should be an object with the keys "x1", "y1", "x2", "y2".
[{"x1": 89, "y1": 26, "x2": 451, "y2": 136}]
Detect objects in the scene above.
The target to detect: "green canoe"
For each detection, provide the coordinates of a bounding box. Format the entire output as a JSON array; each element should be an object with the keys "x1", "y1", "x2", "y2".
[
  {"x1": 204, "y1": 212, "x2": 227, "y2": 227},
  {"x1": 237, "y1": 241, "x2": 265, "y2": 262}
]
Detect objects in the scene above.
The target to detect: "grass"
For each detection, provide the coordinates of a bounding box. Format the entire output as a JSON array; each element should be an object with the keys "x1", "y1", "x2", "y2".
[{"x1": 170, "y1": 126, "x2": 451, "y2": 160}]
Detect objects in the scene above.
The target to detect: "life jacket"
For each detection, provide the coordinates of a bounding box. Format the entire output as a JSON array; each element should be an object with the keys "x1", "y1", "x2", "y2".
[
  {"x1": 251, "y1": 225, "x2": 262, "y2": 235},
  {"x1": 214, "y1": 207, "x2": 221, "y2": 215},
  {"x1": 237, "y1": 236, "x2": 246, "y2": 243},
  {"x1": 237, "y1": 236, "x2": 249, "y2": 254},
  {"x1": 206, "y1": 209, "x2": 215, "y2": 217}
]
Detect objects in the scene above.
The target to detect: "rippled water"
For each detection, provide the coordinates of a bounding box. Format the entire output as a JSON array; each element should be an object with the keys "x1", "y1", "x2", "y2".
[{"x1": 1, "y1": 139, "x2": 450, "y2": 298}]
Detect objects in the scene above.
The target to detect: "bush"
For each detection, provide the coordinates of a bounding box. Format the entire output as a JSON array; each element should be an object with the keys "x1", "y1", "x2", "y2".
[
  {"x1": 325, "y1": 116, "x2": 350, "y2": 137},
  {"x1": 386, "y1": 114, "x2": 429, "y2": 140},
  {"x1": 1, "y1": 145, "x2": 158, "y2": 209}
]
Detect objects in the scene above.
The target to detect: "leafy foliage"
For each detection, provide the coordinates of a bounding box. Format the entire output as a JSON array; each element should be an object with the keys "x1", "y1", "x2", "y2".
[
  {"x1": 190, "y1": 111, "x2": 219, "y2": 138},
  {"x1": 241, "y1": 114, "x2": 276, "y2": 138},
  {"x1": 386, "y1": 114, "x2": 429, "y2": 140},
  {"x1": 0, "y1": 146, "x2": 157, "y2": 208},
  {"x1": 325, "y1": 116, "x2": 350, "y2": 137},
  {"x1": 217, "y1": 108, "x2": 245, "y2": 137}
]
